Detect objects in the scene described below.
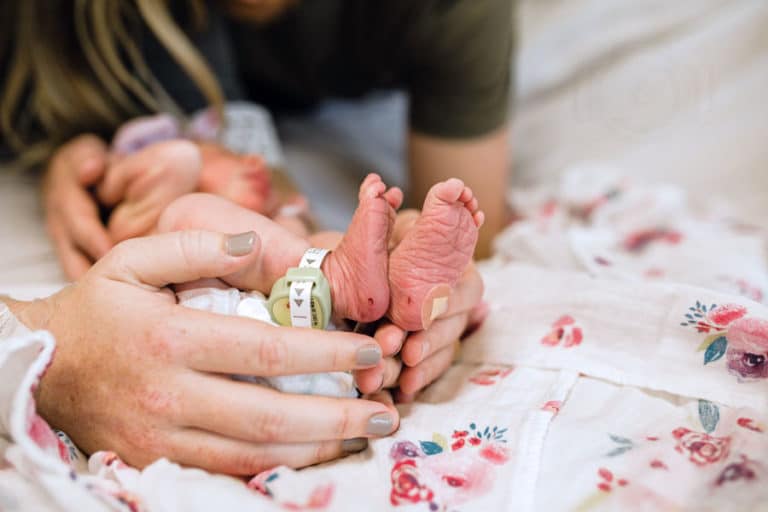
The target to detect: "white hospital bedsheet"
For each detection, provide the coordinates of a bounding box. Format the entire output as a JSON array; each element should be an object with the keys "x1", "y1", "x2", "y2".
[{"x1": 2, "y1": 170, "x2": 768, "y2": 511}]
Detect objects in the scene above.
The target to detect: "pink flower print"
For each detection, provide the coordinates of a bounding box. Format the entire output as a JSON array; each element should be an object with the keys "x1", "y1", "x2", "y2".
[
  {"x1": 714, "y1": 455, "x2": 761, "y2": 487},
  {"x1": 451, "y1": 438, "x2": 466, "y2": 451},
  {"x1": 707, "y1": 304, "x2": 748, "y2": 327},
  {"x1": 390, "y1": 459, "x2": 435, "y2": 507},
  {"x1": 420, "y1": 450, "x2": 496, "y2": 508},
  {"x1": 98, "y1": 451, "x2": 129, "y2": 470},
  {"x1": 541, "y1": 315, "x2": 583, "y2": 348},
  {"x1": 623, "y1": 228, "x2": 682, "y2": 253},
  {"x1": 283, "y1": 484, "x2": 334, "y2": 511},
  {"x1": 726, "y1": 348, "x2": 768, "y2": 380},
  {"x1": 725, "y1": 318, "x2": 768, "y2": 380},
  {"x1": 737, "y1": 417, "x2": 764, "y2": 433},
  {"x1": 468, "y1": 366, "x2": 513, "y2": 386},
  {"x1": 672, "y1": 428, "x2": 731, "y2": 466},
  {"x1": 596, "y1": 468, "x2": 628, "y2": 493},
  {"x1": 598, "y1": 468, "x2": 613, "y2": 483},
  {"x1": 650, "y1": 459, "x2": 668, "y2": 470},
  {"x1": 541, "y1": 400, "x2": 562, "y2": 415},
  {"x1": 26, "y1": 400, "x2": 70, "y2": 465},
  {"x1": 644, "y1": 267, "x2": 665, "y2": 278},
  {"x1": 391, "y1": 441, "x2": 424, "y2": 461},
  {"x1": 248, "y1": 469, "x2": 278, "y2": 495},
  {"x1": 108, "y1": 490, "x2": 144, "y2": 512},
  {"x1": 478, "y1": 444, "x2": 509, "y2": 465},
  {"x1": 727, "y1": 317, "x2": 768, "y2": 353}
]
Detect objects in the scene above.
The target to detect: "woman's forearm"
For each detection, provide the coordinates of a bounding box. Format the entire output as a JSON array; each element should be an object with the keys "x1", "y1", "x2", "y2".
[{"x1": 1, "y1": 296, "x2": 52, "y2": 333}]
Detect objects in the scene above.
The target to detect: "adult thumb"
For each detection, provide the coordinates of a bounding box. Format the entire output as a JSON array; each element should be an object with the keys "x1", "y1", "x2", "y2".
[{"x1": 94, "y1": 230, "x2": 261, "y2": 288}]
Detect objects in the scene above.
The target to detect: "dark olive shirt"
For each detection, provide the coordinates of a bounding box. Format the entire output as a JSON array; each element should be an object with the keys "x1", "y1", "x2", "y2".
[
  {"x1": 155, "y1": 0, "x2": 514, "y2": 139},
  {"x1": 226, "y1": 0, "x2": 514, "y2": 138}
]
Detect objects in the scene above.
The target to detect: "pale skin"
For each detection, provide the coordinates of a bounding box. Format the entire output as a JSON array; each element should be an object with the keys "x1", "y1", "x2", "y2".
[
  {"x1": 5, "y1": 230, "x2": 400, "y2": 474},
  {"x1": 41, "y1": 132, "x2": 496, "y2": 402}
]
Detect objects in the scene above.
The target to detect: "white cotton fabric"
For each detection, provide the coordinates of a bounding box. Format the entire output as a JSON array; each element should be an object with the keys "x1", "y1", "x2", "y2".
[
  {"x1": 2, "y1": 168, "x2": 768, "y2": 510},
  {"x1": 176, "y1": 287, "x2": 357, "y2": 398}
]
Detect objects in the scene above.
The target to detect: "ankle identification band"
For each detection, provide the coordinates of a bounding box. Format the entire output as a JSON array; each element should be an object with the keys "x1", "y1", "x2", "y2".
[{"x1": 267, "y1": 248, "x2": 331, "y2": 329}]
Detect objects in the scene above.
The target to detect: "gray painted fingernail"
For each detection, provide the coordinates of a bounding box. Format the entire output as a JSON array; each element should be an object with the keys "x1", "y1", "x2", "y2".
[
  {"x1": 367, "y1": 413, "x2": 394, "y2": 436},
  {"x1": 342, "y1": 437, "x2": 368, "y2": 454},
  {"x1": 356, "y1": 345, "x2": 382, "y2": 366},
  {"x1": 226, "y1": 231, "x2": 256, "y2": 256}
]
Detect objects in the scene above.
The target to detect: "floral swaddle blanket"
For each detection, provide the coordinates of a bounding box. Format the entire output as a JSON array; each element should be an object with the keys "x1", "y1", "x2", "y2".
[{"x1": 1, "y1": 167, "x2": 766, "y2": 511}]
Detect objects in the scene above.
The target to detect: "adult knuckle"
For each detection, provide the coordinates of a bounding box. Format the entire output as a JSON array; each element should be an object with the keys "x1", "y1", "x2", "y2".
[
  {"x1": 257, "y1": 333, "x2": 289, "y2": 375},
  {"x1": 229, "y1": 446, "x2": 271, "y2": 475},
  {"x1": 331, "y1": 405, "x2": 353, "y2": 439},
  {"x1": 136, "y1": 382, "x2": 180, "y2": 419},
  {"x1": 251, "y1": 407, "x2": 286, "y2": 442},
  {"x1": 312, "y1": 442, "x2": 338, "y2": 466},
  {"x1": 177, "y1": 230, "x2": 208, "y2": 270},
  {"x1": 146, "y1": 322, "x2": 178, "y2": 363}
]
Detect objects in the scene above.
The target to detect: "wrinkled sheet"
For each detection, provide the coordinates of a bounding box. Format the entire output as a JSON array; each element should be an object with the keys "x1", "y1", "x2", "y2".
[
  {"x1": 2, "y1": 170, "x2": 768, "y2": 511},
  {"x1": 1, "y1": 0, "x2": 767, "y2": 510}
]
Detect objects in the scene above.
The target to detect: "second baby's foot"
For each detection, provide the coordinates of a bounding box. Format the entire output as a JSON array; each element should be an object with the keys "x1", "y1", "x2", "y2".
[
  {"x1": 388, "y1": 179, "x2": 484, "y2": 331},
  {"x1": 323, "y1": 174, "x2": 403, "y2": 322}
]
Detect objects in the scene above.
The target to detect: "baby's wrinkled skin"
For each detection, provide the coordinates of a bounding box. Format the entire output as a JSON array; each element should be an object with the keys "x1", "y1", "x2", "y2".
[{"x1": 159, "y1": 174, "x2": 483, "y2": 332}]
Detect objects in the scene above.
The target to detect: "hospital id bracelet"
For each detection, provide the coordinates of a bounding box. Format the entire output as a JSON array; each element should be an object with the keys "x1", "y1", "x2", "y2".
[{"x1": 267, "y1": 248, "x2": 332, "y2": 329}]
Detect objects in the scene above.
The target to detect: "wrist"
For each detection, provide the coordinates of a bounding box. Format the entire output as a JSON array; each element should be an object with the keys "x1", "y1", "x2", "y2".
[{"x1": 2, "y1": 296, "x2": 53, "y2": 331}]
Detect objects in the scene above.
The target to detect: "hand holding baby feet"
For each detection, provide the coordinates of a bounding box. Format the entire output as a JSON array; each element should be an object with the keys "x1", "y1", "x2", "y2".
[{"x1": 388, "y1": 179, "x2": 484, "y2": 331}]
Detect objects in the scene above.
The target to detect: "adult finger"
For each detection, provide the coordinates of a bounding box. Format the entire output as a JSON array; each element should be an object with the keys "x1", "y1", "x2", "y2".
[
  {"x1": 64, "y1": 188, "x2": 114, "y2": 259},
  {"x1": 168, "y1": 310, "x2": 382, "y2": 375},
  {"x1": 168, "y1": 429, "x2": 367, "y2": 476},
  {"x1": 179, "y1": 375, "x2": 398, "y2": 443},
  {"x1": 96, "y1": 230, "x2": 261, "y2": 288},
  {"x1": 398, "y1": 343, "x2": 457, "y2": 395},
  {"x1": 351, "y1": 321, "x2": 405, "y2": 392},
  {"x1": 354, "y1": 356, "x2": 403, "y2": 394},
  {"x1": 97, "y1": 140, "x2": 199, "y2": 206},
  {"x1": 438, "y1": 264, "x2": 484, "y2": 320},
  {"x1": 370, "y1": 321, "x2": 406, "y2": 357},
  {"x1": 57, "y1": 134, "x2": 109, "y2": 184},
  {"x1": 48, "y1": 220, "x2": 92, "y2": 280},
  {"x1": 400, "y1": 312, "x2": 469, "y2": 367}
]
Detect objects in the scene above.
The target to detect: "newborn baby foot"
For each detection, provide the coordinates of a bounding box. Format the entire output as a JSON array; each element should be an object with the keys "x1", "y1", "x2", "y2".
[
  {"x1": 322, "y1": 173, "x2": 403, "y2": 322},
  {"x1": 388, "y1": 179, "x2": 484, "y2": 331}
]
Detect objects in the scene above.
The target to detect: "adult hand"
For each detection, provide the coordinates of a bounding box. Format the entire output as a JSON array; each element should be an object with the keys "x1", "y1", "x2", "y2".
[
  {"x1": 354, "y1": 210, "x2": 487, "y2": 400},
  {"x1": 42, "y1": 134, "x2": 113, "y2": 279},
  {"x1": 10, "y1": 230, "x2": 398, "y2": 474},
  {"x1": 97, "y1": 140, "x2": 200, "y2": 242}
]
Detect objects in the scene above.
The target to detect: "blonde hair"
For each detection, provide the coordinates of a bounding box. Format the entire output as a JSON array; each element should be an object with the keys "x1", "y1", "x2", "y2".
[{"x1": 0, "y1": 0, "x2": 223, "y2": 167}]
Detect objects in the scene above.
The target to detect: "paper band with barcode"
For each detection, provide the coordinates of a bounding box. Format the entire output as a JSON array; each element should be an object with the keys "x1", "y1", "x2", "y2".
[{"x1": 289, "y1": 248, "x2": 330, "y2": 327}]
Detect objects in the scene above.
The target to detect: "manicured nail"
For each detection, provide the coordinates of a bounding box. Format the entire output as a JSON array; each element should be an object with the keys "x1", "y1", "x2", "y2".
[
  {"x1": 226, "y1": 231, "x2": 256, "y2": 256},
  {"x1": 367, "y1": 413, "x2": 394, "y2": 436},
  {"x1": 342, "y1": 438, "x2": 369, "y2": 454},
  {"x1": 356, "y1": 345, "x2": 382, "y2": 366}
]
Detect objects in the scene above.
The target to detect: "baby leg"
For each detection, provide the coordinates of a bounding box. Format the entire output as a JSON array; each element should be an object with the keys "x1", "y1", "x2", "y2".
[{"x1": 158, "y1": 174, "x2": 403, "y2": 322}]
